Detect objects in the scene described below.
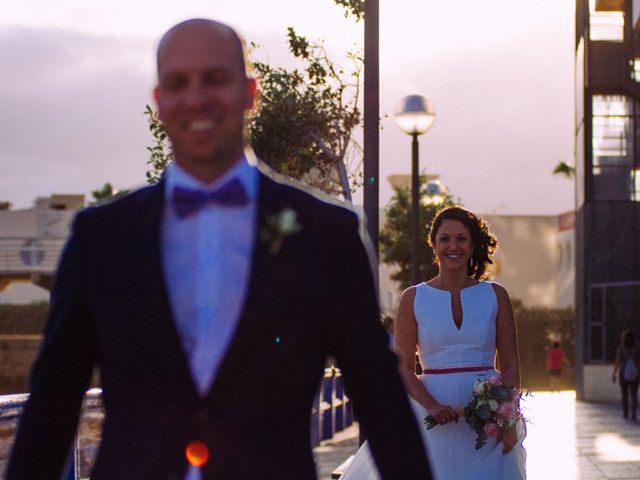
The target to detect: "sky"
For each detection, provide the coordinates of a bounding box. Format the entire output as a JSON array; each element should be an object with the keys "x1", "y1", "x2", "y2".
[{"x1": 0, "y1": 0, "x2": 575, "y2": 215}]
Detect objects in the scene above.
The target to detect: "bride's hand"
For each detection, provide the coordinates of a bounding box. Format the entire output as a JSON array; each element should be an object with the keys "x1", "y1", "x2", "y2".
[
  {"x1": 498, "y1": 427, "x2": 518, "y2": 454},
  {"x1": 426, "y1": 402, "x2": 459, "y2": 425}
]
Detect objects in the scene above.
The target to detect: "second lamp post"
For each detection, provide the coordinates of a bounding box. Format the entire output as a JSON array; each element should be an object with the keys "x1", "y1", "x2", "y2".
[{"x1": 394, "y1": 95, "x2": 436, "y2": 286}]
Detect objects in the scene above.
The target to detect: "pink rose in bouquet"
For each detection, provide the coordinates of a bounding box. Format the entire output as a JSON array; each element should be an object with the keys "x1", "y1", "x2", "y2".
[
  {"x1": 483, "y1": 421, "x2": 500, "y2": 438},
  {"x1": 497, "y1": 400, "x2": 515, "y2": 420}
]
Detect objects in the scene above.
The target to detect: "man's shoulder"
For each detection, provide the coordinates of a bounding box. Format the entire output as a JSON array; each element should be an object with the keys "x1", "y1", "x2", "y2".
[
  {"x1": 257, "y1": 166, "x2": 359, "y2": 229},
  {"x1": 75, "y1": 182, "x2": 162, "y2": 225}
]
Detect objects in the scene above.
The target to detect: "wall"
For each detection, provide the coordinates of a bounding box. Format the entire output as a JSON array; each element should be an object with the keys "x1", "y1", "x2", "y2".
[
  {"x1": 485, "y1": 214, "x2": 573, "y2": 308},
  {"x1": 0, "y1": 335, "x2": 41, "y2": 394},
  {"x1": 583, "y1": 364, "x2": 619, "y2": 402}
]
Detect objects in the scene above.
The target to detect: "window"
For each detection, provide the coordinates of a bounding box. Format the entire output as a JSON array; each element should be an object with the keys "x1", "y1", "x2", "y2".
[
  {"x1": 588, "y1": 283, "x2": 640, "y2": 362},
  {"x1": 591, "y1": 95, "x2": 639, "y2": 201},
  {"x1": 589, "y1": 0, "x2": 624, "y2": 42}
]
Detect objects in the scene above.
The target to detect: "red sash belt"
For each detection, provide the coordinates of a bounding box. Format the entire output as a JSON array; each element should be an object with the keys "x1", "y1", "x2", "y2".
[{"x1": 422, "y1": 366, "x2": 495, "y2": 374}]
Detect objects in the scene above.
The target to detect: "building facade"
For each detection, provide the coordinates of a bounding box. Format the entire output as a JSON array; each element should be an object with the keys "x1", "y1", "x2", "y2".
[
  {"x1": 575, "y1": 0, "x2": 640, "y2": 400},
  {"x1": 0, "y1": 195, "x2": 82, "y2": 303}
]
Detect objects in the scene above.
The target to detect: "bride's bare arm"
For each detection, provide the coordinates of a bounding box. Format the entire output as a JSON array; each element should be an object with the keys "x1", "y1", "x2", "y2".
[
  {"x1": 493, "y1": 283, "x2": 520, "y2": 389},
  {"x1": 395, "y1": 287, "x2": 458, "y2": 425},
  {"x1": 492, "y1": 283, "x2": 520, "y2": 453}
]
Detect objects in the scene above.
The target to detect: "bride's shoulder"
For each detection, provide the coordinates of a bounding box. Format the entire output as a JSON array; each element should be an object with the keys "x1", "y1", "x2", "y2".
[
  {"x1": 487, "y1": 281, "x2": 509, "y2": 296},
  {"x1": 399, "y1": 285, "x2": 418, "y2": 302},
  {"x1": 400, "y1": 281, "x2": 431, "y2": 300}
]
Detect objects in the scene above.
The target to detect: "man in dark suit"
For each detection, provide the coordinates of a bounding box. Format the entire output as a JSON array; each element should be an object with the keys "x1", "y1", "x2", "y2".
[{"x1": 7, "y1": 18, "x2": 432, "y2": 479}]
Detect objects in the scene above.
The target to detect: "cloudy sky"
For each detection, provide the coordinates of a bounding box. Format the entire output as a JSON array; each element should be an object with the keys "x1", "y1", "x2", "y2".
[{"x1": 0, "y1": 0, "x2": 575, "y2": 215}]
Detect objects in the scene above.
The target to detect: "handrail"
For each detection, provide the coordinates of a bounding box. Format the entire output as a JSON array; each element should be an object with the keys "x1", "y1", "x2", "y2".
[
  {"x1": 0, "y1": 388, "x2": 103, "y2": 480},
  {"x1": 0, "y1": 239, "x2": 65, "y2": 273}
]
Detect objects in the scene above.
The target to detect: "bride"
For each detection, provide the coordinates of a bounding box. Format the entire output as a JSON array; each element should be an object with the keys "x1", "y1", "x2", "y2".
[{"x1": 341, "y1": 206, "x2": 526, "y2": 480}]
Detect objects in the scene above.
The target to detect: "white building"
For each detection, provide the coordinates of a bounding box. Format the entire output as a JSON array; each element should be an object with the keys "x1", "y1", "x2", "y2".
[{"x1": 0, "y1": 195, "x2": 82, "y2": 303}]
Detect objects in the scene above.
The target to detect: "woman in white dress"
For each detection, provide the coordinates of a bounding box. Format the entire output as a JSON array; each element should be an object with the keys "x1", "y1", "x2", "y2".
[{"x1": 341, "y1": 206, "x2": 525, "y2": 479}]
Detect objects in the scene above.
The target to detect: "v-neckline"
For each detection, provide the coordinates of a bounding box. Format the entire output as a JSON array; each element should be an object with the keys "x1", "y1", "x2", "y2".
[{"x1": 424, "y1": 281, "x2": 482, "y2": 331}]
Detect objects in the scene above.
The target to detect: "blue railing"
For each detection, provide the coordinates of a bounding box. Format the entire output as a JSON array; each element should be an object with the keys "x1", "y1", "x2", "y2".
[
  {"x1": 0, "y1": 370, "x2": 351, "y2": 478},
  {"x1": 311, "y1": 367, "x2": 353, "y2": 447}
]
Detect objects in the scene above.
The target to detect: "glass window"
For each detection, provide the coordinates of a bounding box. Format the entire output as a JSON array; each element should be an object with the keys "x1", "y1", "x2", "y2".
[
  {"x1": 589, "y1": 0, "x2": 624, "y2": 42},
  {"x1": 592, "y1": 95, "x2": 636, "y2": 200},
  {"x1": 588, "y1": 284, "x2": 640, "y2": 362}
]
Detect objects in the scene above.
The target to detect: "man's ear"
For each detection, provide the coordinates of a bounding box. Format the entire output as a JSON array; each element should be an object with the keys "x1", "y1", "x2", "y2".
[
  {"x1": 245, "y1": 78, "x2": 257, "y2": 110},
  {"x1": 152, "y1": 87, "x2": 163, "y2": 120}
]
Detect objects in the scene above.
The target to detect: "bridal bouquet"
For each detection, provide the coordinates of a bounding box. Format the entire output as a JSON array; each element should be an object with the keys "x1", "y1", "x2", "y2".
[{"x1": 424, "y1": 375, "x2": 524, "y2": 450}]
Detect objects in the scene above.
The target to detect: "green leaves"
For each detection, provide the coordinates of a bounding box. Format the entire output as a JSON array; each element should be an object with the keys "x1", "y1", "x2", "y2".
[
  {"x1": 333, "y1": 0, "x2": 364, "y2": 21},
  {"x1": 249, "y1": 7, "x2": 363, "y2": 201},
  {"x1": 552, "y1": 161, "x2": 575, "y2": 178},
  {"x1": 144, "y1": 104, "x2": 173, "y2": 185}
]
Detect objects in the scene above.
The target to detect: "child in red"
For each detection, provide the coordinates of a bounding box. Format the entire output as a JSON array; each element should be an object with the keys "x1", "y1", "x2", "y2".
[{"x1": 547, "y1": 342, "x2": 564, "y2": 391}]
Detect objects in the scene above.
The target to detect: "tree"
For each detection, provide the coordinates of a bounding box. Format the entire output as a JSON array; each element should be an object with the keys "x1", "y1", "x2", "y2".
[
  {"x1": 552, "y1": 161, "x2": 575, "y2": 178},
  {"x1": 379, "y1": 179, "x2": 456, "y2": 290},
  {"x1": 249, "y1": 20, "x2": 363, "y2": 201},
  {"x1": 144, "y1": 104, "x2": 172, "y2": 185},
  {"x1": 90, "y1": 182, "x2": 127, "y2": 205}
]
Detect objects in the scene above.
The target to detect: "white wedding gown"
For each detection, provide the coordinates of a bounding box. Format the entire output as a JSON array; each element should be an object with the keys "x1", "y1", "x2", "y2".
[{"x1": 340, "y1": 281, "x2": 526, "y2": 480}]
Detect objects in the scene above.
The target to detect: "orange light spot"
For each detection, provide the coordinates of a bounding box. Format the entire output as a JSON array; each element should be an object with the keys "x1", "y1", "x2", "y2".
[{"x1": 186, "y1": 441, "x2": 210, "y2": 467}]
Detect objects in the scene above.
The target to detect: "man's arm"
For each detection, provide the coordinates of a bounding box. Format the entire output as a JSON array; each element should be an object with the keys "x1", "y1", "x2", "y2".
[
  {"x1": 7, "y1": 214, "x2": 97, "y2": 479},
  {"x1": 326, "y1": 211, "x2": 432, "y2": 479}
]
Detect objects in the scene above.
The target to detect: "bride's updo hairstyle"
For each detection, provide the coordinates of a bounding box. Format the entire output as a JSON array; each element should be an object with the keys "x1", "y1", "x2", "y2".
[{"x1": 427, "y1": 206, "x2": 498, "y2": 280}]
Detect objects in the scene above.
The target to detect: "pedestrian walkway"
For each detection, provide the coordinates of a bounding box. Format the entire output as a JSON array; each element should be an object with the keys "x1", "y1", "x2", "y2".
[{"x1": 314, "y1": 391, "x2": 640, "y2": 479}]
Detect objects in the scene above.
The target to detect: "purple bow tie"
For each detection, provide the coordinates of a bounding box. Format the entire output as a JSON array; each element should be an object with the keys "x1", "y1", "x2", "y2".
[{"x1": 172, "y1": 178, "x2": 248, "y2": 218}]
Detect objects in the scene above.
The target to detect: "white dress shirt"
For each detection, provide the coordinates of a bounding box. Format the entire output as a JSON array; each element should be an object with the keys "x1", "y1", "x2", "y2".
[{"x1": 162, "y1": 156, "x2": 258, "y2": 395}]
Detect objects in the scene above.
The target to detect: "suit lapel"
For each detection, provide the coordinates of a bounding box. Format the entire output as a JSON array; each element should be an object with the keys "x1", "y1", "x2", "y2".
[
  {"x1": 206, "y1": 171, "x2": 283, "y2": 398},
  {"x1": 133, "y1": 181, "x2": 200, "y2": 397}
]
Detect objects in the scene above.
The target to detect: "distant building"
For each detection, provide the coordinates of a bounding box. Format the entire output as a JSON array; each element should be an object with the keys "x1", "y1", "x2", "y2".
[
  {"x1": 574, "y1": 0, "x2": 640, "y2": 401},
  {"x1": 484, "y1": 212, "x2": 575, "y2": 310},
  {"x1": 0, "y1": 195, "x2": 83, "y2": 303}
]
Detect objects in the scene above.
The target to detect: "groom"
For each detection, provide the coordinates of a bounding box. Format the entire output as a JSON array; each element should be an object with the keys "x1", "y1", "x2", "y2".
[{"x1": 7, "y1": 19, "x2": 432, "y2": 479}]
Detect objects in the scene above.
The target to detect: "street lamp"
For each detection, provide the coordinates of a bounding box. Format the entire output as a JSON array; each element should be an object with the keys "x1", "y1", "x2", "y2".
[{"x1": 394, "y1": 95, "x2": 436, "y2": 286}]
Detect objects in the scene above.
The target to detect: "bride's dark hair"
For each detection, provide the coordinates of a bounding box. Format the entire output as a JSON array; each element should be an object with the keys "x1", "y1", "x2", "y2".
[{"x1": 427, "y1": 206, "x2": 498, "y2": 280}]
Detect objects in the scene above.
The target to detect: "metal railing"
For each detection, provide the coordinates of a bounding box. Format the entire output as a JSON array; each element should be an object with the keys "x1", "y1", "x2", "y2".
[
  {"x1": 0, "y1": 389, "x2": 103, "y2": 480},
  {"x1": 0, "y1": 239, "x2": 65, "y2": 274},
  {"x1": 311, "y1": 367, "x2": 353, "y2": 447}
]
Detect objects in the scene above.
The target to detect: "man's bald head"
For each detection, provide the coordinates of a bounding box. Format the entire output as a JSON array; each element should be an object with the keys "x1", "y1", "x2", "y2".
[{"x1": 156, "y1": 18, "x2": 249, "y2": 79}]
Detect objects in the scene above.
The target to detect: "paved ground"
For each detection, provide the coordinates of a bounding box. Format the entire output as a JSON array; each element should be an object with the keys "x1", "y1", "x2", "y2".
[{"x1": 313, "y1": 391, "x2": 640, "y2": 479}]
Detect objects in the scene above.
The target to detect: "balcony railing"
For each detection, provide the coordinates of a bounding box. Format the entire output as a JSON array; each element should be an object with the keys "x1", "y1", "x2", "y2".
[{"x1": 0, "y1": 239, "x2": 65, "y2": 274}]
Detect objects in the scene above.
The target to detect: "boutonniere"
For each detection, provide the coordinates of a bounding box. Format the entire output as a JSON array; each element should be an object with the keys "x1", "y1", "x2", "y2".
[{"x1": 259, "y1": 207, "x2": 301, "y2": 255}]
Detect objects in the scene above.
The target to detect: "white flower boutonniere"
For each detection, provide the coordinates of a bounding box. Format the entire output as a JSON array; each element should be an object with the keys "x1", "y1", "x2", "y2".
[{"x1": 260, "y1": 208, "x2": 301, "y2": 254}]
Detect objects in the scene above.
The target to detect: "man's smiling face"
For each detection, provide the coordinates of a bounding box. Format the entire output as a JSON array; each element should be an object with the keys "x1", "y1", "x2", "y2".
[{"x1": 154, "y1": 21, "x2": 256, "y2": 182}]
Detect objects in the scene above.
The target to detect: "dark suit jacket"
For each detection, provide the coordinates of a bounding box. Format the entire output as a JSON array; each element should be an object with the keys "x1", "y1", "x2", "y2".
[{"x1": 7, "y1": 168, "x2": 431, "y2": 479}]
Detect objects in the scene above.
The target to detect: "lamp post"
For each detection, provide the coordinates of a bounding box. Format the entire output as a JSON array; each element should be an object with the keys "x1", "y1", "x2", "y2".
[{"x1": 394, "y1": 95, "x2": 436, "y2": 286}]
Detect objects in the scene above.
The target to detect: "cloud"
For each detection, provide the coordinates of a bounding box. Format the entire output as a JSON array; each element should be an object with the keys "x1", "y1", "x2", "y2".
[{"x1": 0, "y1": 25, "x2": 156, "y2": 207}]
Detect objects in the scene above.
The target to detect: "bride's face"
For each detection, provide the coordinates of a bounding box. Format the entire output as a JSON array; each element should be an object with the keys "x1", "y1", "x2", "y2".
[{"x1": 433, "y1": 219, "x2": 473, "y2": 272}]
